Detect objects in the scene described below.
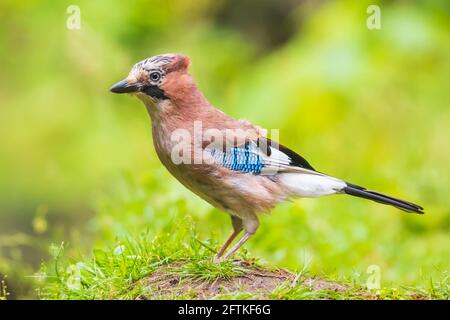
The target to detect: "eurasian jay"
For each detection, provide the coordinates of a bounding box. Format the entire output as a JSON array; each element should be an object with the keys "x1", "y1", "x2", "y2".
[{"x1": 110, "y1": 54, "x2": 424, "y2": 262}]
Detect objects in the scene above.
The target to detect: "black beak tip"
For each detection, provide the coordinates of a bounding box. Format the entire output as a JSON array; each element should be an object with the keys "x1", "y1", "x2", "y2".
[
  {"x1": 110, "y1": 80, "x2": 126, "y2": 94},
  {"x1": 110, "y1": 86, "x2": 120, "y2": 93},
  {"x1": 110, "y1": 79, "x2": 137, "y2": 94}
]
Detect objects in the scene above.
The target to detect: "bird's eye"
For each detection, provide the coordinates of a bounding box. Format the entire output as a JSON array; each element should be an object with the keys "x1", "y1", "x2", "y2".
[{"x1": 150, "y1": 72, "x2": 161, "y2": 82}]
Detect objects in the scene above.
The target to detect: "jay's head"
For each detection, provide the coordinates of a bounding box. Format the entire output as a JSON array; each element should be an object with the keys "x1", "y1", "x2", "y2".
[{"x1": 110, "y1": 53, "x2": 192, "y2": 106}]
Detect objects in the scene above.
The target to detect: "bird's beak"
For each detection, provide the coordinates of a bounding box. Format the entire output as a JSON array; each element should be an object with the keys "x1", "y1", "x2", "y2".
[{"x1": 110, "y1": 79, "x2": 142, "y2": 94}]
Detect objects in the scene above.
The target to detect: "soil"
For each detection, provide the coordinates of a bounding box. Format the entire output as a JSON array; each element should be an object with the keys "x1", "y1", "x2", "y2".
[{"x1": 135, "y1": 261, "x2": 362, "y2": 300}]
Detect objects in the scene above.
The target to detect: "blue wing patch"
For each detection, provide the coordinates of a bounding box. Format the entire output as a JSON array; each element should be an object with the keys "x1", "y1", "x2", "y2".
[{"x1": 209, "y1": 143, "x2": 265, "y2": 174}]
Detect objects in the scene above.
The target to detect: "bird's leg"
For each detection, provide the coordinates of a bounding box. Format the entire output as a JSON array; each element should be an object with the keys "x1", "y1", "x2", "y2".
[
  {"x1": 213, "y1": 216, "x2": 242, "y2": 263},
  {"x1": 215, "y1": 215, "x2": 259, "y2": 263},
  {"x1": 214, "y1": 230, "x2": 241, "y2": 260},
  {"x1": 221, "y1": 232, "x2": 252, "y2": 261}
]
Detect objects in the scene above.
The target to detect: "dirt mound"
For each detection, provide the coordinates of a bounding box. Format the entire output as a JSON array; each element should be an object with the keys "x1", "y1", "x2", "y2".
[{"x1": 135, "y1": 261, "x2": 352, "y2": 299}]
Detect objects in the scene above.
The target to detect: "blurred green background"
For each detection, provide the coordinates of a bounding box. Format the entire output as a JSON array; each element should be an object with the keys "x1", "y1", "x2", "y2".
[{"x1": 0, "y1": 0, "x2": 449, "y2": 299}]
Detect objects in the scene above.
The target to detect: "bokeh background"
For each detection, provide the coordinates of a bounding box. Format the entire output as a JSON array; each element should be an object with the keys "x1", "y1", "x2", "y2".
[{"x1": 0, "y1": 0, "x2": 449, "y2": 299}]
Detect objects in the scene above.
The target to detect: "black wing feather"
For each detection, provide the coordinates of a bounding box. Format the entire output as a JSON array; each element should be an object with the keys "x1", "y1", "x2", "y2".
[{"x1": 257, "y1": 137, "x2": 316, "y2": 171}]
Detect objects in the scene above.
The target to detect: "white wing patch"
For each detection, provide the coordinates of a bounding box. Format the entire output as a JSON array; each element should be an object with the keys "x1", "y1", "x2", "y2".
[
  {"x1": 254, "y1": 141, "x2": 346, "y2": 197},
  {"x1": 256, "y1": 143, "x2": 322, "y2": 176}
]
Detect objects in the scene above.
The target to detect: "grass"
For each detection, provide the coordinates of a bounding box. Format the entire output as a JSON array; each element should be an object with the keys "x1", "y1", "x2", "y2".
[
  {"x1": 33, "y1": 171, "x2": 449, "y2": 301},
  {"x1": 37, "y1": 217, "x2": 448, "y2": 300}
]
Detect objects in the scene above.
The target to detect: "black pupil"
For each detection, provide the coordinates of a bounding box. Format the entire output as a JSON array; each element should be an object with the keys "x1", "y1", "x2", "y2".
[{"x1": 151, "y1": 73, "x2": 160, "y2": 81}]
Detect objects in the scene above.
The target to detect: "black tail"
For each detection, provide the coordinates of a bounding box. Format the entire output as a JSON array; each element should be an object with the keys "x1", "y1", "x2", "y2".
[{"x1": 343, "y1": 183, "x2": 424, "y2": 214}]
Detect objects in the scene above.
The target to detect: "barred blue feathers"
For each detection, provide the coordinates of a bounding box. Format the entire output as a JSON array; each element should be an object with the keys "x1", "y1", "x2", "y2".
[{"x1": 209, "y1": 143, "x2": 264, "y2": 174}]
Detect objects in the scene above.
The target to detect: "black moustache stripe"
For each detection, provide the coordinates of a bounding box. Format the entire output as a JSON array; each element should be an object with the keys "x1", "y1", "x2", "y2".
[{"x1": 142, "y1": 85, "x2": 168, "y2": 100}]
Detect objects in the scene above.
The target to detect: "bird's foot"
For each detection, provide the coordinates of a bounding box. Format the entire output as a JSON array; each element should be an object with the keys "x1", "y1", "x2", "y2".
[{"x1": 213, "y1": 254, "x2": 224, "y2": 264}]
